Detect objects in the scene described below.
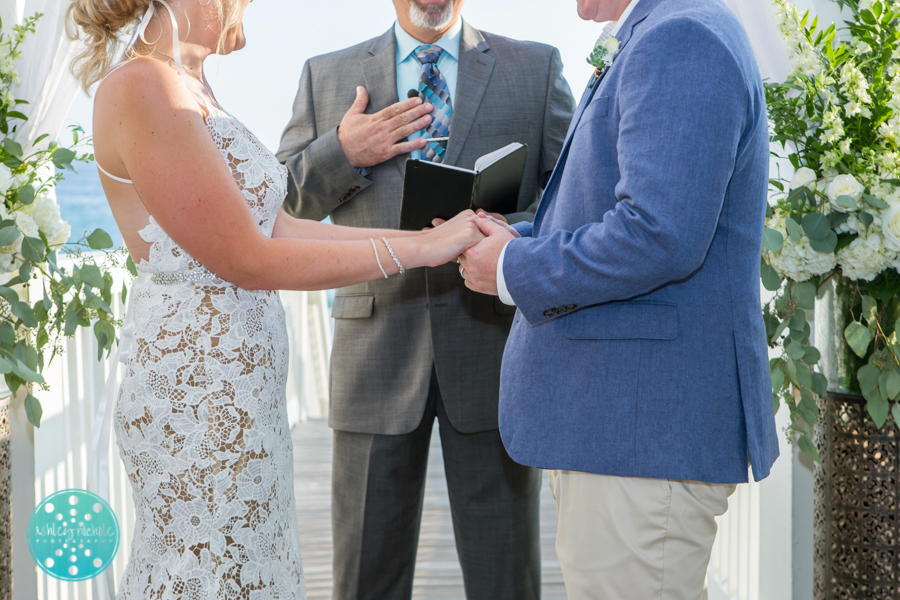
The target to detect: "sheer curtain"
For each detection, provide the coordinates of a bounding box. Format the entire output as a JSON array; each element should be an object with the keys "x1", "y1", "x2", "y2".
[
  {"x1": 6, "y1": 0, "x2": 83, "y2": 150},
  {"x1": 721, "y1": 0, "x2": 792, "y2": 83}
]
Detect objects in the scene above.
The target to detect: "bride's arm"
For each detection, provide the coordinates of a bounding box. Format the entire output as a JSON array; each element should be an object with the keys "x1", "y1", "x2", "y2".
[
  {"x1": 271, "y1": 209, "x2": 423, "y2": 241},
  {"x1": 98, "y1": 60, "x2": 481, "y2": 291}
]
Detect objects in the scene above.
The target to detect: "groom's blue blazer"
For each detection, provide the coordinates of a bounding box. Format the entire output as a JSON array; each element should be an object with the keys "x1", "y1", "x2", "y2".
[{"x1": 500, "y1": 0, "x2": 779, "y2": 483}]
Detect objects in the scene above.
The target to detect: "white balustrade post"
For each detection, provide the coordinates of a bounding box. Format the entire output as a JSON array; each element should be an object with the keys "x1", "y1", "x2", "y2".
[{"x1": 8, "y1": 389, "x2": 37, "y2": 600}]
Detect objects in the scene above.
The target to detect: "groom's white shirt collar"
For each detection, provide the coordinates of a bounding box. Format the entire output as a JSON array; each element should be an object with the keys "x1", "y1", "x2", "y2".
[{"x1": 496, "y1": 0, "x2": 642, "y2": 307}]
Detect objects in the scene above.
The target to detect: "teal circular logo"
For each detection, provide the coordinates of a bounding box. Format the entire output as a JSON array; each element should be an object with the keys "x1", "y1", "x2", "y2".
[{"x1": 28, "y1": 489, "x2": 120, "y2": 581}]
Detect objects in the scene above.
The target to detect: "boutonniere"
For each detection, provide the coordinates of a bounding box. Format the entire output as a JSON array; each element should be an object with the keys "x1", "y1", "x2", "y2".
[{"x1": 586, "y1": 37, "x2": 620, "y2": 88}]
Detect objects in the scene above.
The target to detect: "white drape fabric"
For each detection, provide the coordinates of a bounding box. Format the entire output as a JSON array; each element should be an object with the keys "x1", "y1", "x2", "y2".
[
  {"x1": 6, "y1": 0, "x2": 83, "y2": 150},
  {"x1": 721, "y1": 0, "x2": 792, "y2": 83}
]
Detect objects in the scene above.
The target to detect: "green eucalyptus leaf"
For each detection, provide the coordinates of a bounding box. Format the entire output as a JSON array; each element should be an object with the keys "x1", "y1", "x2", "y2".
[
  {"x1": 796, "y1": 362, "x2": 813, "y2": 389},
  {"x1": 802, "y1": 213, "x2": 832, "y2": 240},
  {"x1": 859, "y1": 365, "x2": 881, "y2": 397},
  {"x1": 845, "y1": 322, "x2": 873, "y2": 358},
  {"x1": 813, "y1": 372, "x2": 828, "y2": 397},
  {"x1": 868, "y1": 396, "x2": 890, "y2": 428},
  {"x1": 800, "y1": 387, "x2": 818, "y2": 415},
  {"x1": 24, "y1": 394, "x2": 42, "y2": 428},
  {"x1": 771, "y1": 363, "x2": 785, "y2": 392},
  {"x1": 79, "y1": 264, "x2": 104, "y2": 289},
  {"x1": 786, "y1": 339, "x2": 806, "y2": 360},
  {"x1": 2, "y1": 138, "x2": 23, "y2": 158},
  {"x1": 864, "y1": 194, "x2": 890, "y2": 209},
  {"x1": 125, "y1": 255, "x2": 137, "y2": 277},
  {"x1": 790, "y1": 311, "x2": 807, "y2": 330},
  {"x1": 859, "y1": 211, "x2": 875, "y2": 230},
  {"x1": 16, "y1": 184, "x2": 34, "y2": 205},
  {"x1": 64, "y1": 310, "x2": 78, "y2": 336},
  {"x1": 834, "y1": 195, "x2": 858, "y2": 210},
  {"x1": 761, "y1": 263, "x2": 783, "y2": 291},
  {"x1": 808, "y1": 231, "x2": 838, "y2": 253},
  {"x1": 0, "y1": 225, "x2": 21, "y2": 247},
  {"x1": 786, "y1": 357, "x2": 799, "y2": 386},
  {"x1": 829, "y1": 212, "x2": 849, "y2": 229},
  {"x1": 11, "y1": 301, "x2": 37, "y2": 328},
  {"x1": 798, "y1": 434, "x2": 821, "y2": 462},
  {"x1": 0, "y1": 286, "x2": 18, "y2": 303},
  {"x1": 804, "y1": 346, "x2": 822, "y2": 365},
  {"x1": 796, "y1": 282, "x2": 816, "y2": 310},
  {"x1": 51, "y1": 148, "x2": 76, "y2": 165},
  {"x1": 86, "y1": 229, "x2": 113, "y2": 251},
  {"x1": 835, "y1": 233, "x2": 857, "y2": 253},
  {"x1": 12, "y1": 360, "x2": 42, "y2": 384},
  {"x1": 0, "y1": 356, "x2": 13, "y2": 375},
  {"x1": 886, "y1": 371, "x2": 900, "y2": 400},
  {"x1": 786, "y1": 216, "x2": 804, "y2": 242},
  {"x1": 763, "y1": 227, "x2": 784, "y2": 253},
  {"x1": 20, "y1": 236, "x2": 45, "y2": 263}
]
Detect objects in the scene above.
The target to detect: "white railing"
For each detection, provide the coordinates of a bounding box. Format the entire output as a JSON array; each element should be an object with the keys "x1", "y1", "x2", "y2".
[
  {"x1": 706, "y1": 306, "x2": 817, "y2": 600},
  {"x1": 33, "y1": 266, "x2": 332, "y2": 600}
]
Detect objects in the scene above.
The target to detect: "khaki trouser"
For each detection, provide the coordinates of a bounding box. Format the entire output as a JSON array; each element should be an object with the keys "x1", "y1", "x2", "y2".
[{"x1": 548, "y1": 470, "x2": 736, "y2": 600}]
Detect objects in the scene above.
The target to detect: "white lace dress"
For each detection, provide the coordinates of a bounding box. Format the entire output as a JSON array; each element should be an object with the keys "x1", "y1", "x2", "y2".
[{"x1": 113, "y1": 105, "x2": 307, "y2": 600}]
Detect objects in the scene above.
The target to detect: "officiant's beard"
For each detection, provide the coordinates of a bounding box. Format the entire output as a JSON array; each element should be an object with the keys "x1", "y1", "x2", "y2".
[{"x1": 409, "y1": 0, "x2": 455, "y2": 30}]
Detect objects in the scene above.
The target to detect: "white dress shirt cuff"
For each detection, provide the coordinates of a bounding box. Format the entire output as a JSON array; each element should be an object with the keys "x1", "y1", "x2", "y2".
[{"x1": 497, "y1": 241, "x2": 516, "y2": 306}]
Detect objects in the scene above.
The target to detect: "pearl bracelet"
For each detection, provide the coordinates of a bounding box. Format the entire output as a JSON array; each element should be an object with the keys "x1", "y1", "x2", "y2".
[
  {"x1": 381, "y1": 237, "x2": 405, "y2": 275},
  {"x1": 370, "y1": 238, "x2": 388, "y2": 279}
]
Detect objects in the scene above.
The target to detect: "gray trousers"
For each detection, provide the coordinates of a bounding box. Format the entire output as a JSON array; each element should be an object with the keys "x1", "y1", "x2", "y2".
[{"x1": 331, "y1": 369, "x2": 542, "y2": 600}]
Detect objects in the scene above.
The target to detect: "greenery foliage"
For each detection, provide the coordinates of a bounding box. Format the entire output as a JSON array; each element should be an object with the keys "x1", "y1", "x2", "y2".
[
  {"x1": 0, "y1": 14, "x2": 125, "y2": 427},
  {"x1": 766, "y1": 0, "x2": 900, "y2": 459}
]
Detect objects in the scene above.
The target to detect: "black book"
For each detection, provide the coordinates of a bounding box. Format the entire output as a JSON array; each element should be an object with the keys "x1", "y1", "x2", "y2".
[{"x1": 399, "y1": 143, "x2": 528, "y2": 230}]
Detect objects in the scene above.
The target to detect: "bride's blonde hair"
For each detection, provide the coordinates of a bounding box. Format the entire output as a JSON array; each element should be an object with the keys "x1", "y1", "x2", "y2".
[{"x1": 66, "y1": 0, "x2": 244, "y2": 92}]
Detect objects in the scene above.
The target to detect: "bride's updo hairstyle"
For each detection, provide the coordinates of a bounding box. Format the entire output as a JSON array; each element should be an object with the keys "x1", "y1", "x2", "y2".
[{"x1": 66, "y1": 0, "x2": 243, "y2": 92}]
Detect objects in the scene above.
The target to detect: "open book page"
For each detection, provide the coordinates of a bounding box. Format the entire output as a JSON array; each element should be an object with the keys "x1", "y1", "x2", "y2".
[{"x1": 474, "y1": 142, "x2": 524, "y2": 172}]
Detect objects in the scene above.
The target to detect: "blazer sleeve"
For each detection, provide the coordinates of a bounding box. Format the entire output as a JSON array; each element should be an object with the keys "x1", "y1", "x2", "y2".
[
  {"x1": 275, "y1": 60, "x2": 372, "y2": 220},
  {"x1": 503, "y1": 18, "x2": 755, "y2": 324},
  {"x1": 504, "y1": 47, "x2": 576, "y2": 226}
]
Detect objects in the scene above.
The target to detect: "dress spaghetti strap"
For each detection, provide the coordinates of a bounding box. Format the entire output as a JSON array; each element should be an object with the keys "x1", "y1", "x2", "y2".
[{"x1": 95, "y1": 0, "x2": 213, "y2": 186}]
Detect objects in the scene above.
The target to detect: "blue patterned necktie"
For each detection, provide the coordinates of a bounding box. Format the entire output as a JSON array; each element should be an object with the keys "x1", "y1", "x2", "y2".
[{"x1": 415, "y1": 45, "x2": 453, "y2": 163}]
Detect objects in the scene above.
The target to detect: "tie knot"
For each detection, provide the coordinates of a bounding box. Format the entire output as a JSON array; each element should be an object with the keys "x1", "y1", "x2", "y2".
[{"x1": 415, "y1": 45, "x2": 444, "y2": 66}]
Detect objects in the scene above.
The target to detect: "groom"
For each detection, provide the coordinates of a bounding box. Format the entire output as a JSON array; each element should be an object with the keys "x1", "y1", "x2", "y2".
[{"x1": 460, "y1": 0, "x2": 780, "y2": 597}]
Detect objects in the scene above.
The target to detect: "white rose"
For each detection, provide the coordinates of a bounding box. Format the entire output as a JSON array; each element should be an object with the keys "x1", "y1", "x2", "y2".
[
  {"x1": 827, "y1": 174, "x2": 865, "y2": 212},
  {"x1": 883, "y1": 204, "x2": 900, "y2": 252},
  {"x1": 0, "y1": 164, "x2": 14, "y2": 195},
  {"x1": 790, "y1": 167, "x2": 818, "y2": 191}
]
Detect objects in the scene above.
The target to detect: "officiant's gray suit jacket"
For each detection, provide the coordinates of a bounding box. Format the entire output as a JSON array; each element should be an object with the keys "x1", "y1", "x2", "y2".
[{"x1": 276, "y1": 22, "x2": 575, "y2": 435}]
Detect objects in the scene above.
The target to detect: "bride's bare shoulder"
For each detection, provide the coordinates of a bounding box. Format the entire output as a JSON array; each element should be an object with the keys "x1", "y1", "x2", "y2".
[{"x1": 94, "y1": 58, "x2": 199, "y2": 121}]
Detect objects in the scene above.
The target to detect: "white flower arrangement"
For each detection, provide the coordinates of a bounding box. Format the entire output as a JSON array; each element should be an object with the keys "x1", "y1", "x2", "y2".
[
  {"x1": 0, "y1": 14, "x2": 121, "y2": 428},
  {"x1": 765, "y1": 0, "x2": 900, "y2": 457}
]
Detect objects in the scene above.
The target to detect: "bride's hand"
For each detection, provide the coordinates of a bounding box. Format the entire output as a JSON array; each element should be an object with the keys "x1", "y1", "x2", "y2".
[{"x1": 404, "y1": 210, "x2": 484, "y2": 268}]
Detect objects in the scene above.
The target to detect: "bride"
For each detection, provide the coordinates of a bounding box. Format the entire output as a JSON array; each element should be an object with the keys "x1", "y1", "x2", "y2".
[{"x1": 66, "y1": 0, "x2": 483, "y2": 597}]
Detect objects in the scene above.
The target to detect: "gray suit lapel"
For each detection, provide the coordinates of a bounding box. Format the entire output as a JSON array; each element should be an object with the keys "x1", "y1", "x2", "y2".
[
  {"x1": 443, "y1": 22, "x2": 494, "y2": 167},
  {"x1": 361, "y1": 29, "x2": 405, "y2": 174}
]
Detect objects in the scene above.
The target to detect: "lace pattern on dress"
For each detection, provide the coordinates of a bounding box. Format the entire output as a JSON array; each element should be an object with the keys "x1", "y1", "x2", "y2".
[{"x1": 114, "y1": 108, "x2": 306, "y2": 600}]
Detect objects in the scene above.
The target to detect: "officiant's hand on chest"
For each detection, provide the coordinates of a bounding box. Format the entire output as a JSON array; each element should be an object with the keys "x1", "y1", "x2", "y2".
[{"x1": 338, "y1": 86, "x2": 434, "y2": 168}]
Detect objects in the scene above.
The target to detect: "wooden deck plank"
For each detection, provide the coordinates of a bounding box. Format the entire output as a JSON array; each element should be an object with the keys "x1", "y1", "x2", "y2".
[{"x1": 292, "y1": 419, "x2": 567, "y2": 600}]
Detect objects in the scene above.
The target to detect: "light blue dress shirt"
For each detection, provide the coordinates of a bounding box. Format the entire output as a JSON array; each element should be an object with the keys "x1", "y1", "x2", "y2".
[{"x1": 394, "y1": 19, "x2": 462, "y2": 160}]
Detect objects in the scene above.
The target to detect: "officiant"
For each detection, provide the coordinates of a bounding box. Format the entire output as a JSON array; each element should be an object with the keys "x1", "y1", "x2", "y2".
[{"x1": 276, "y1": 1, "x2": 574, "y2": 598}]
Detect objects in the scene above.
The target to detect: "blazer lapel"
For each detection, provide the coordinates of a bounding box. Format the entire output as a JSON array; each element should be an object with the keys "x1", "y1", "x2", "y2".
[
  {"x1": 443, "y1": 22, "x2": 494, "y2": 167},
  {"x1": 532, "y1": 0, "x2": 663, "y2": 235},
  {"x1": 361, "y1": 29, "x2": 405, "y2": 174}
]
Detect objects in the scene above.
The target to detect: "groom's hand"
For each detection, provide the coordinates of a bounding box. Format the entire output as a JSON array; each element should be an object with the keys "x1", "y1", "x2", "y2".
[
  {"x1": 459, "y1": 214, "x2": 516, "y2": 296},
  {"x1": 338, "y1": 87, "x2": 434, "y2": 168}
]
